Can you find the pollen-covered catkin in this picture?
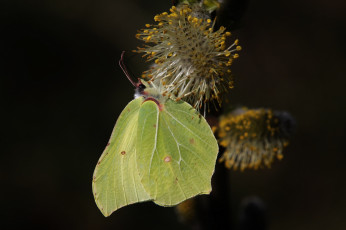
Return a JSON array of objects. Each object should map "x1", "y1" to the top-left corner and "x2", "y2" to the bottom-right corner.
[
  {"x1": 218, "y1": 108, "x2": 294, "y2": 171},
  {"x1": 135, "y1": 4, "x2": 241, "y2": 110}
]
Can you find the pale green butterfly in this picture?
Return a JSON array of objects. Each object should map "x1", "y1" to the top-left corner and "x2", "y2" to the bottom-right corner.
[{"x1": 92, "y1": 52, "x2": 218, "y2": 217}]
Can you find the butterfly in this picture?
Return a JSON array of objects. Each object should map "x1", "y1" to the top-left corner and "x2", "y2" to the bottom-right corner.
[{"x1": 92, "y1": 52, "x2": 218, "y2": 217}]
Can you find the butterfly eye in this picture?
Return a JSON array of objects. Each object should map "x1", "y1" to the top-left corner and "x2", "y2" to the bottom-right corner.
[{"x1": 138, "y1": 83, "x2": 146, "y2": 92}]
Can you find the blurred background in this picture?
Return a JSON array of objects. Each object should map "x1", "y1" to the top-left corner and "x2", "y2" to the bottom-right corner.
[{"x1": 1, "y1": 0, "x2": 346, "y2": 229}]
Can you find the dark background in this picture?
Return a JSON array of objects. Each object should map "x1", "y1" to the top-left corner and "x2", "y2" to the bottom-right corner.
[{"x1": 1, "y1": 0, "x2": 345, "y2": 229}]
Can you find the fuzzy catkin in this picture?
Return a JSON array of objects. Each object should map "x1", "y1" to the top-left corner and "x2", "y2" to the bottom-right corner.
[{"x1": 135, "y1": 4, "x2": 241, "y2": 110}]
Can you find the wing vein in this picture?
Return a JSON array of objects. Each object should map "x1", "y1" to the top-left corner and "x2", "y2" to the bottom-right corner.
[
  {"x1": 164, "y1": 110, "x2": 208, "y2": 145},
  {"x1": 162, "y1": 115, "x2": 187, "y2": 201},
  {"x1": 180, "y1": 158, "x2": 201, "y2": 193},
  {"x1": 180, "y1": 144, "x2": 210, "y2": 173},
  {"x1": 146, "y1": 109, "x2": 159, "y2": 182},
  {"x1": 163, "y1": 116, "x2": 182, "y2": 165}
]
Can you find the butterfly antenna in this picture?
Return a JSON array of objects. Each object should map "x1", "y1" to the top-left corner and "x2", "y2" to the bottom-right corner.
[{"x1": 119, "y1": 51, "x2": 137, "y2": 87}]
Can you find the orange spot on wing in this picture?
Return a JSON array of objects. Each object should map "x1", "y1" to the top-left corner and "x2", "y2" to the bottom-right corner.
[
  {"x1": 121, "y1": 151, "x2": 126, "y2": 155},
  {"x1": 164, "y1": 156, "x2": 172, "y2": 162}
]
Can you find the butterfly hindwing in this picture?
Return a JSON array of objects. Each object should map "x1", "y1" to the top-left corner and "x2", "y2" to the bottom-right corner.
[
  {"x1": 92, "y1": 97, "x2": 151, "y2": 217},
  {"x1": 137, "y1": 99, "x2": 218, "y2": 206}
]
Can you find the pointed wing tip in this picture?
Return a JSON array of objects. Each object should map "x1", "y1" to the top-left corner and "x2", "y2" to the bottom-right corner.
[
  {"x1": 92, "y1": 186, "x2": 115, "y2": 218},
  {"x1": 95, "y1": 201, "x2": 116, "y2": 217},
  {"x1": 100, "y1": 210, "x2": 110, "y2": 217},
  {"x1": 101, "y1": 210, "x2": 112, "y2": 217}
]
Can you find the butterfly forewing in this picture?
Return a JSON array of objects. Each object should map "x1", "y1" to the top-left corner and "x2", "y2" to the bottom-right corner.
[
  {"x1": 136, "y1": 100, "x2": 160, "y2": 198},
  {"x1": 92, "y1": 97, "x2": 151, "y2": 217}
]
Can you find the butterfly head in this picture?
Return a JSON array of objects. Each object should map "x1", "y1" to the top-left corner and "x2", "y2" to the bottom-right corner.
[
  {"x1": 135, "y1": 79, "x2": 163, "y2": 101},
  {"x1": 135, "y1": 79, "x2": 147, "y2": 97}
]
